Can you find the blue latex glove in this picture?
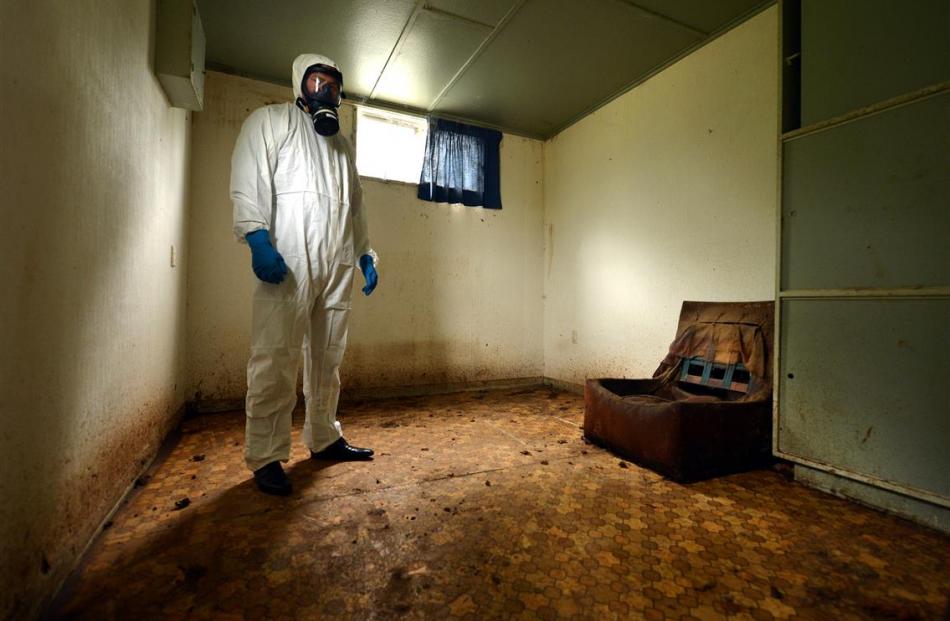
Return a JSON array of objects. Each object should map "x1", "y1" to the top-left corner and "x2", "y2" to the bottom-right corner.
[
  {"x1": 245, "y1": 230, "x2": 287, "y2": 284},
  {"x1": 359, "y1": 254, "x2": 378, "y2": 296}
]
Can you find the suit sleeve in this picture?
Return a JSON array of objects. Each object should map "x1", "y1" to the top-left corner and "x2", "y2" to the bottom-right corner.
[{"x1": 230, "y1": 107, "x2": 279, "y2": 242}]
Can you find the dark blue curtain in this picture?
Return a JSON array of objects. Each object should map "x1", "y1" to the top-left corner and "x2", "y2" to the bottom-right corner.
[{"x1": 417, "y1": 118, "x2": 502, "y2": 209}]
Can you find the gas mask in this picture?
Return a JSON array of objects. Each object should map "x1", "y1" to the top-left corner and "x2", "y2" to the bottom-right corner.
[{"x1": 299, "y1": 65, "x2": 343, "y2": 137}]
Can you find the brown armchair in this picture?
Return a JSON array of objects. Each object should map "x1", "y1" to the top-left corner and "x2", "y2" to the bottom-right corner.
[{"x1": 584, "y1": 301, "x2": 775, "y2": 482}]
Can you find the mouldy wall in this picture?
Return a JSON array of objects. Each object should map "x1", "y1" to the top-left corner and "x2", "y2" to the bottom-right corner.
[
  {"x1": 0, "y1": 1, "x2": 191, "y2": 619},
  {"x1": 185, "y1": 71, "x2": 545, "y2": 405},
  {"x1": 541, "y1": 7, "x2": 779, "y2": 385}
]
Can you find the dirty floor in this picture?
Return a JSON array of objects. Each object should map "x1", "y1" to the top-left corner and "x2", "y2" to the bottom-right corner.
[{"x1": 51, "y1": 387, "x2": 949, "y2": 620}]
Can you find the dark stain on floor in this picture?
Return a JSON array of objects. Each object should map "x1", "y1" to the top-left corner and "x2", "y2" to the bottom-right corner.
[{"x1": 49, "y1": 387, "x2": 950, "y2": 620}]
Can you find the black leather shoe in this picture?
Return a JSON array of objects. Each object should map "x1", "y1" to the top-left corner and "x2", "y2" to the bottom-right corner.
[
  {"x1": 310, "y1": 437, "x2": 374, "y2": 461},
  {"x1": 253, "y1": 461, "x2": 292, "y2": 496}
]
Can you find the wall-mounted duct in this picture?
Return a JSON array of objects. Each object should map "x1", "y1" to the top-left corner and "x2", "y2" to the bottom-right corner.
[{"x1": 155, "y1": 0, "x2": 205, "y2": 111}]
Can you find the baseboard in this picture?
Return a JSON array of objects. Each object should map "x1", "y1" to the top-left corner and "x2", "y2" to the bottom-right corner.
[
  {"x1": 794, "y1": 464, "x2": 949, "y2": 533},
  {"x1": 542, "y1": 376, "x2": 585, "y2": 395},
  {"x1": 188, "y1": 397, "x2": 245, "y2": 415},
  {"x1": 43, "y1": 401, "x2": 188, "y2": 620},
  {"x1": 187, "y1": 376, "x2": 589, "y2": 414},
  {"x1": 341, "y1": 376, "x2": 546, "y2": 401}
]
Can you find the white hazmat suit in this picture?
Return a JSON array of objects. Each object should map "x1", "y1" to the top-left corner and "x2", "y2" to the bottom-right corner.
[{"x1": 231, "y1": 54, "x2": 377, "y2": 472}]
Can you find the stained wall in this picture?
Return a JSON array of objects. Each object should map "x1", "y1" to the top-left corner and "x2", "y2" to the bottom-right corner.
[
  {"x1": 185, "y1": 71, "x2": 545, "y2": 404},
  {"x1": 0, "y1": 1, "x2": 191, "y2": 618}
]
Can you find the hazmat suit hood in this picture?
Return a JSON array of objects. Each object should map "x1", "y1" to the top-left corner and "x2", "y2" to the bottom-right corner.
[{"x1": 292, "y1": 53, "x2": 342, "y2": 101}]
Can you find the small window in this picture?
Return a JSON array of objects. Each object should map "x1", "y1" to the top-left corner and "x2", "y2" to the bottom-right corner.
[{"x1": 355, "y1": 105, "x2": 428, "y2": 184}]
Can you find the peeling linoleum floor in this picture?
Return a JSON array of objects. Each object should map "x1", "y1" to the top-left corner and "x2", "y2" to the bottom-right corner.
[{"x1": 51, "y1": 387, "x2": 950, "y2": 620}]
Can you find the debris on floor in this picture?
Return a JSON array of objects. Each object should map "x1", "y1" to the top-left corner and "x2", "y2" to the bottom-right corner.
[{"x1": 49, "y1": 387, "x2": 950, "y2": 620}]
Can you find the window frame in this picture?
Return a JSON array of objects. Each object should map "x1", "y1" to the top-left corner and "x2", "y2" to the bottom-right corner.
[{"x1": 354, "y1": 104, "x2": 428, "y2": 186}]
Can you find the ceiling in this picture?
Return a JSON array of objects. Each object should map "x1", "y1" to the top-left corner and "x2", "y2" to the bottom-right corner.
[{"x1": 196, "y1": 0, "x2": 772, "y2": 139}]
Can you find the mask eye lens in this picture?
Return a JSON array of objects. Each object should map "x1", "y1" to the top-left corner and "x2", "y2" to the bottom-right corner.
[
  {"x1": 314, "y1": 82, "x2": 341, "y2": 106},
  {"x1": 302, "y1": 66, "x2": 343, "y2": 108}
]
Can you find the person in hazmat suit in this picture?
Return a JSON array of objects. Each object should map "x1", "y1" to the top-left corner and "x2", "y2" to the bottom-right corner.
[{"x1": 231, "y1": 53, "x2": 378, "y2": 496}]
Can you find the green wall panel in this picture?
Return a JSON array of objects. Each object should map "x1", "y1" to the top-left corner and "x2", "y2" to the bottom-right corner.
[
  {"x1": 782, "y1": 92, "x2": 950, "y2": 291},
  {"x1": 801, "y1": 0, "x2": 949, "y2": 125},
  {"x1": 779, "y1": 298, "x2": 950, "y2": 503}
]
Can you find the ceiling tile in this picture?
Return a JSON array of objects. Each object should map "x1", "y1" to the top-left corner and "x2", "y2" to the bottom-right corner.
[
  {"x1": 196, "y1": 0, "x2": 770, "y2": 137},
  {"x1": 425, "y1": 0, "x2": 518, "y2": 27},
  {"x1": 371, "y1": 9, "x2": 492, "y2": 109},
  {"x1": 197, "y1": 0, "x2": 417, "y2": 96},
  {"x1": 433, "y1": 0, "x2": 702, "y2": 137},
  {"x1": 618, "y1": 0, "x2": 767, "y2": 35}
]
